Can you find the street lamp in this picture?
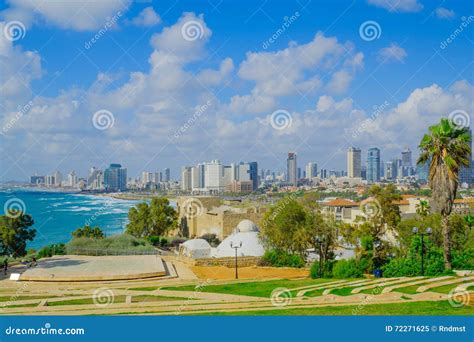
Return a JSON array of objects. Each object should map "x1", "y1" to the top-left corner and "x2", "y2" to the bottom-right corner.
[
  {"x1": 230, "y1": 241, "x2": 242, "y2": 279},
  {"x1": 314, "y1": 237, "x2": 323, "y2": 278},
  {"x1": 412, "y1": 227, "x2": 432, "y2": 275}
]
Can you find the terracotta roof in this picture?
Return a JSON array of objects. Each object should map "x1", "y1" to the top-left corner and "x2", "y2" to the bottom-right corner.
[
  {"x1": 454, "y1": 198, "x2": 474, "y2": 204},
  {"x1": 323, "y1": 198, "x2": 359, "y2": 207}
]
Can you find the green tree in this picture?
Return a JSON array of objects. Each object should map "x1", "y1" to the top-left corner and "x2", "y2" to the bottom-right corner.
[
  {"x1": 416, "y1": 199, "x2": 431, "y2": 217},
  {"x1": 126, "y1": 198, "x2": 177, "y2": 238},
  {"x1": 0, "y1": 213, "x2": 36, "y2": 257},
  {"x1": 72, "y1": 225, "x2": 104, "y2": 239},
  {"x1": 464, "y1": 214, "x2": 474, "y2": 230},
  {"x1": 259, "y1": 197, "x2": 308, "y2": 256},
  {"x1": 417, "y1": 118, "x2": 471, "y2": 269}
]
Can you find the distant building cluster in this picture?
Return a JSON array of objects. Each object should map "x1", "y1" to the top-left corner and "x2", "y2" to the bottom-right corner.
[{"x1": 181, "y1": 160, "x2": 258, "y2": 194}]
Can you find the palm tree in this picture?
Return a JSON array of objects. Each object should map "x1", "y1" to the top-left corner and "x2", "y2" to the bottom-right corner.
[
  {"x1": 417, "y1": 118, "x2": 471, "y2": 270},
  {"x1": 415, "y1": 199, "x2": 431, "y2": 217}
]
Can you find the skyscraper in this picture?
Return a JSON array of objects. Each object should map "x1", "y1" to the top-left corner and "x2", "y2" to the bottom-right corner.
[
  {"x1": 305, "y1": 162, "x2": 318, "y2": 179},
  {"x1": 366, "y1": 148, "x2": 380, "y2": 183},
  {"x1": 401, "y1": 147, "x2": 412, "y2": 167},
  {"x1": 104, "y1": 164, "x2": 127, "y2": 191},
  {"x1": 181, "y1": 166, "x2": 192, "y2": 191},
  {"x1": 247, "y1": 161, "x2": 258, "y2": 191},
  {"x1": 287, "y1": 152, "x2": 297, "y2": 186},
  {"x1": 164, "y1": 168, "x2": 171, "y2": 182},
  {"x1": 347, "y1": 147, "x2": 361, "y2": 178}
]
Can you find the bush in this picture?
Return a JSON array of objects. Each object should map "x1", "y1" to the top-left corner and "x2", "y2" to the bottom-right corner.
[
  {"x1": 37, "y1": 243, "x2": 66, "y2": 259},
  {"x1": 147, "y1": 235, "x2": 161, "y2": 246},
  {"x1": 452, "y1": 248, "x2": 474, "y2": 270},
  {"x1": 332, "y1": 259, "x2": 363, "y2": 278},
  {"x1": 259, "y1": 249, "x2": 305, "y2": 268},
  {"x1": 65, "y1": 234, "x2": 155, "y2": 255},
  {"x1": 200, "y1": 233, "x2": 220, "y2": 247}
]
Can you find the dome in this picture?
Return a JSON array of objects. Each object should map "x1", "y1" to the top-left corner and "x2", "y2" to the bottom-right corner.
[
  {"x1": 236, "y1": 219, "x2": 259, "y2": 233},
  {"x1": 214, "y1": 231, "x2": 265, "y2": 258},
  {"x1": 179, "y1": 239, "x2": 211, "y2": 259}
]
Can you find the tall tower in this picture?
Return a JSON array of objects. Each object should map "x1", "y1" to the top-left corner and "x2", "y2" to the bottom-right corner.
[
  {"x1": 287, "y1": 152, "x2": 297, "y2": 186},
  {"x1": 366, "y1": 148, "x2": 381, "y2": 183},
  {"x1": 347, "y1": 147, "x2": 362, "y2": 178}
]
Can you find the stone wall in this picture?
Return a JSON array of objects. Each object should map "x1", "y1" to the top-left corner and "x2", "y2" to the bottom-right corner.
[{"x1": 178, "y1": 255, "x2": 261, "y2": 267}]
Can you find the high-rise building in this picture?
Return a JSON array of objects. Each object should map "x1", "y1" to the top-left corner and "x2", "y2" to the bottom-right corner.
[
  {"x1": 366, "y1": 148, "x2": 381, "y2": 183},
  {"x1": 53, "y1": 171, "x2": 62, "y2": 186},
  {"x1": 68, "y1": 171, "x2": 77, "y2": 187},
  {"x1": 347, "y1": 147, "x2": 361, "y2": 178},
  {"x1": 104, "y1": 164, "x2": 127, "y2": 191},
  {"x1": 141, "y1": 172, "x2": 153, "y2": 184},
  {"x1": 319, "y1": 168, "x2": 327, "y2": 179},
  {"x1": 30, "y1": 175, "x2": 45, "y2": 184},
  {"x1": 460, "y1": 129, "x2": 472, "y2": 185},
  {"x1": 287, "y1": 152, "x2": 297, "y2": 186},
  {"x1": 181, "y1": 166, "x2": 192, "y2": 191},
  {"x1": 305, "y1": 162, "x2": 318, "y2": 179},
  {"x1": 247, "y1": 162, "x2": 258, "y2": 190},
  {"x1": 164, "y1": 168, "x2": 171, "y2": 182},
  {"x1": 401, "y1": 147, "x2": 412, "y2": 167},
  {"x1": 385, "y1": 160, "x2": 396, "y2": 180},
  {"x1": 205, "y1": 160, "x2": 224, "y2": 193}
]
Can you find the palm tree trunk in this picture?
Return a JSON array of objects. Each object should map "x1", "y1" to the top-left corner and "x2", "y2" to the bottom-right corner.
[{"x1": 441, "y1": 214, "x2": 452, "y2": 270}]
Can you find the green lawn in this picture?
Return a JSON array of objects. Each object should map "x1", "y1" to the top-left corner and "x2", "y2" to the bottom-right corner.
[
  {"x1": 47, "y1": 296, "x2": 127, "y2": 306},
  {"x1": 429, "y1": 280, "x2": 474, "y2": 294},
  {"x1": 162, "y1": 278, "x2": 335, "y2": 298},
  {"x1": 0, "y1": 295, "x2": 60, "y2": 302},
  {"x1": 393, "y1": 285, "x2": 420, "y2": 294},
  {"x1": 193, "y1": 300, "x2": 474, "y2": 316},
  {"x1": 128, "y1": 287, "x2": 158, "y2": 292},
  {"x1": 131, "y1": 295, "x2": 186, "y2": 303},
  {"x1": 329, "y1": 287, "x2": 358, "y2": 296},
  {"x1": 1, "y1": 302, "x2": 40, "y2": 309}
]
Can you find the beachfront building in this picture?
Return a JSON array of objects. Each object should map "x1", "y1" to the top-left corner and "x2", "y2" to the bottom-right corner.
[{"x1": 104, "y1": 164, "x2": 127, "y2": 191}]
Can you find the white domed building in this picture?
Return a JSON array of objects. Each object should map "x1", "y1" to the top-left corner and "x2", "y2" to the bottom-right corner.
[
  {"x1": 213, "y1": 219, "x2": 265, "y2": 258},
  {"x1": 179, "y1": 238, "x2": 212, "y2": 259}
]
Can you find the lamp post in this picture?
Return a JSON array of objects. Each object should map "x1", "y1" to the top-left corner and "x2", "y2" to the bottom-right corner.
[
  {"x1": 314, "y1": 237, "x2": 323, "y2": 278},
  {"x1": 230, "y1": 241, "x2": 242, "y2": 279},
  {"x1": 412, "y1": 227, "x2": 432, "y2": 275}
]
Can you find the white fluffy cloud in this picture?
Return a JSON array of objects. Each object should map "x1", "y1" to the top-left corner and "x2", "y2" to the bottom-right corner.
[
  {"x1": 377, "y1": 43, "x2": 407, "y2": 63},
  {"x1": 0, "y1": 0, "x2": 129, "y2": 31},
  {"x1": 129, "y1": 7, "x2": 160, "y2": 27},
  {"x1": 229, "y1": 33, "x2": 363, "y2": 115},
  {"x1": 435, "y1": 7, "x2": 455, "y2": 20},
  {"x1": 367, "y1": 0, "x2": 423, "y2": 13},
  {"x1": 0, "y1": 9, "x2": 472, "y2": 180}
]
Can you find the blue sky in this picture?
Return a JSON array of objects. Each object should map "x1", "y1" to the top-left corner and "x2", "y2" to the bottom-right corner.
[{"x1": 0, "y1": 0, "x2": 473, "y2": 181}]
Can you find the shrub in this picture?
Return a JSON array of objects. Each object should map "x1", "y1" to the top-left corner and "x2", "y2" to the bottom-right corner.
[
  {"x1": 37, "y1": 243, "x2": 66, "y2": 259},
  {"x1": 65, "y1": 234, "x2": 155, "y2": 255},
  {"x1": 332, "y1": 259, "x2": 363, "y2": 278},
  {"x1": 200, "y1": 233, "x2": 220, "y2": 247},
  {"x1": 147, "y1": 236, "x2": 161, "y2": 246},
  {"x1": 452, "y1": 248, "x2": 474, "y2": 270},
  {"x1": 259, "y1": 249, "x2": 305, "y2": 268}
]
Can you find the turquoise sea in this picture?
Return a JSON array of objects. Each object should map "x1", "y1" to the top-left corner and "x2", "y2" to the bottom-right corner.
[{"x1": 0, "y1": 189, "x2": 141, "y2": 249}]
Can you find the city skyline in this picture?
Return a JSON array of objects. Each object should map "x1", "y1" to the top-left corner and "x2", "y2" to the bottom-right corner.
[{"x1": 0, "y1": 1, "x2": 472, "y2": 182}]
